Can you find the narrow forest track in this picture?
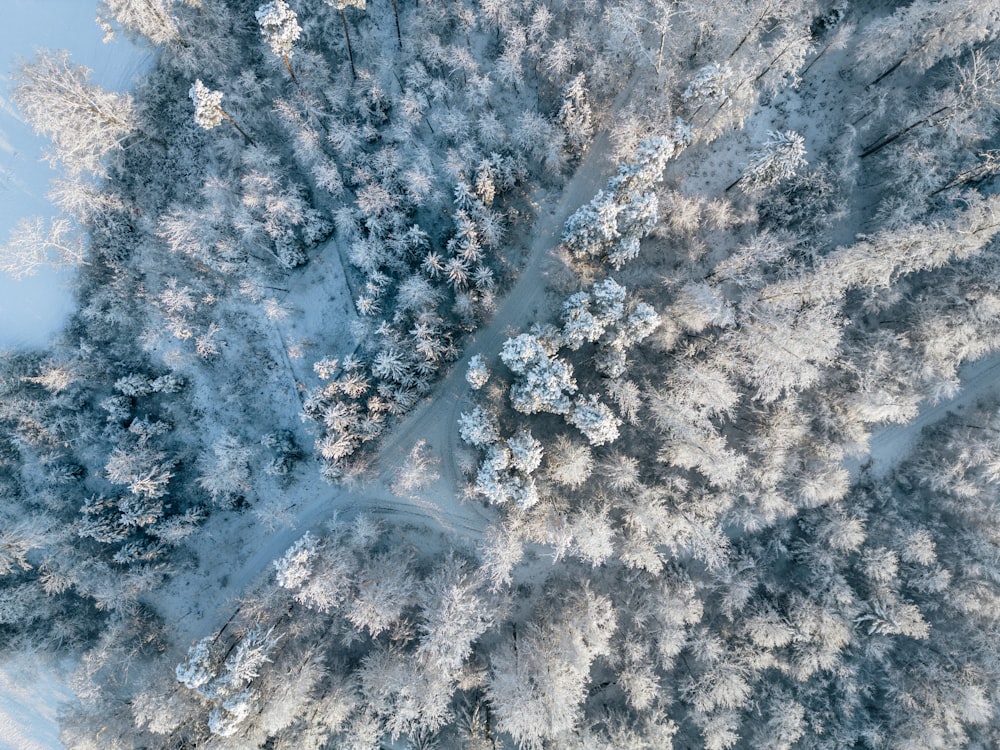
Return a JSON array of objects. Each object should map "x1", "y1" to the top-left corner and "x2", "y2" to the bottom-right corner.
[
  {"x1": 362, "y1": 82, "x2": 635, "y2": 526},
  {"x1": 160, "y1": 86, "x2": 633, "y2": 645},
  {"x1": 862, "y1": 351, "x2": 1000, "y2": 478}
]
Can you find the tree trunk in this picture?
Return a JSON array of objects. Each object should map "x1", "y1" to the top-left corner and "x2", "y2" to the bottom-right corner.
[
  {"x1": 221, "y1": 110, "x2": 256, "y2": 147},
  {"x1": 391, "y1": 0, "x2": 402, "y2": 50},
  {"x1": 283, "y1": 56, "x2": 299, "y2": 85},
  {"x1": 860, "y1": 104, "x2": 950, "y2": 159},
  {"x1": 341, "y1": 9, "x2": 357, "y2": 79}
]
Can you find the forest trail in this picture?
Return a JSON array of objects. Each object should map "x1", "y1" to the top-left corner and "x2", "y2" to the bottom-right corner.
[
  {"x1": 159, "y1": 87, "x2": 631, "y2": 646},
  {"x1": 354, "y1": 82, "x2": 635, "y2": 530},
  {"x1": 862, "y1": 351, "x2": 1000, "y2": 478}
]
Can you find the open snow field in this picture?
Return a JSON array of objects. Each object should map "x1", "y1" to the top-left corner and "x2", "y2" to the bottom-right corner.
[
  {"x1": 0, "y1": 0, "x2": 150, "y2": 349},
  {"x1": 0, "y1": 655, "x2": 72, "y2": 750}
]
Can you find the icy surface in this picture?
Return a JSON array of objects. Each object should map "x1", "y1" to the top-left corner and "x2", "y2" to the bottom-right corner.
[{"x1": 0, "y1": 0, "x2": 151, "y2": 349}]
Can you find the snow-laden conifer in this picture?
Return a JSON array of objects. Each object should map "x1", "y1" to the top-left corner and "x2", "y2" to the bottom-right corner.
[
  {"x1": 465, "y1": 354, "x2": 490, "y2": 389},
  {"x1": 733, "y1": 130, "x2": 807, "y2": 192},
  {"x1": 256, "y1": 0, "x2": 301, "y2": 82},
  {"x1": 189, "y1": 79, "x2": 256, "y2": 146},
  {"x1": 567, "y1": 395, "x2": 621, "y2": 446},
  {"x1": 458, "y1": 406, "x2": 500, "y2": 447}
]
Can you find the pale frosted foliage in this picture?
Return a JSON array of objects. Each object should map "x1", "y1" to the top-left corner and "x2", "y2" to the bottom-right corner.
[
  {"x1": 274, "y1": 532, "x2": 317, "y2": 590},
  {"x1": 0, "y1": 516, "x2": 50, "y2": 576},
  {"x1": 507, "y1": 429, "x2": 543, "y2": 474},
  {"x1": 13, "y1": 50, "x2": 135, "y2": 176},
  {"x1": 487, "y1": 588, "x2": 615, "y2": 749},
  {"x1": 466, "y1": 354, "x2": 490, "y2": 389},
  {"x1": 327, "y1": 0, "x2": 366, "y2": 9},
  {"x1": 391, "y1": 440, "x2": 440, "y2": 497},
  {"x1": 197, "y1": 435, "x2": 253, "y2": 506},
  {"x1": 557, "y1": 73, "x2": 593, "y2": 153},
  {"x1": 562, "y1": 137, "x2": 674, "y2": 268},
  {"x1": 1, "y1": 215, "x2": 85, "y2": 279},
  {"x1": 208, "y1": 689, "x2": 254, "y2": 737},
  {"x1": 106, "y1": 445, "x2": 174, "y2": 499},
  {"x1": 98, "y1": 0, "x2": 185, "y2": 46},
  {"x1": 480, "y1": 524, "x2": 524, "y2": 590},
  {"x1": 417, "y1": 558, "x2": 493, "y2": 676},
  {"x1": 256, "y1": 1, "x2": 301, "y2": 59},
  {"x1": 475, "y1": 445, "x2": 540, "y2": 508},
  {"x1": 855, "y1": 597, "x2": 929, "y2": 638},
  {"x1": 570, "y1": 506, "x2": 615, "y2": 566},
  {"x1": 223, "y1": 625, "x2": 281, "y2": 691},
  {"x1": 561, "y1": 291, "x2": 604, "y2": 349},
  {"x1": 458, "y1": 406, "x2": 501, "y2": 447},
  {"x1": 501, "y1": 333, "x2": 577, "y2": 415},
  {"x1": 673, "y1": 282, "x2": 733, "y2": 333},
  {"x1": 683, "y1": 63, "x2": 734, "y2": 101},
  {"x1": 189, "y1": 79, "x2": 224, "y2": 129},
  {"x1": 175, "y1": 636, "x2": 216, "y2": 693},
  {"x1": 857, "y1": 0, "x2": 999, "y2": 78},
  {"x1": 348, "y1": 554, "x2": 413, "y2": 637},
  {"x1": 567, "y1": 395, "x2": 621, "y2": 446},
  {"x1": 727, "y1": 302, "x2": 842, "y2": 403},
  {"x1": 545, "y1": 435, "x2": 594, "y2": 487},
  {"x1": 738, "y1": 131, "x2": 807, "y2": 192}
]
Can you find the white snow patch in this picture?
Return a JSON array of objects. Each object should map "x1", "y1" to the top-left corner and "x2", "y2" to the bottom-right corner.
[
  {"x1": 0, "y1": 655, "x2": 73, "y2": 750},
  {"x1": 0, "y1": 0, "x2": 152, "y2": 349}
]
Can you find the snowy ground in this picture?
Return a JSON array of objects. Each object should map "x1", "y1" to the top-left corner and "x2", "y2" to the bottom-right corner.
[
  {"x1": 0, "y1": 655, "x2": 72, "y2": 750},
  {"x1": 0, "y1": 0, "x2": 150, "y2": 349}
]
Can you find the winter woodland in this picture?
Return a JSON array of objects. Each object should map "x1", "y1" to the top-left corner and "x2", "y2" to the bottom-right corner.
[{"x1": 2, "y1": 0, "x2": 1000, "y2": 747}]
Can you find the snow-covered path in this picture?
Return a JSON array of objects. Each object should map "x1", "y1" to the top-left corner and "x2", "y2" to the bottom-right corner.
[
  {"x1": 156, "y1": 97, "x2": 629, "y2": 646},
  {"x1": 863, "y1": 352, "x2": 1000, "y2": 478}
]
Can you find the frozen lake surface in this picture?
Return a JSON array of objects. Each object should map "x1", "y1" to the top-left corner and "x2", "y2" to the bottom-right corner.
[{"x1": 0, "y1": 0, "x2": 151, "y2": 350}]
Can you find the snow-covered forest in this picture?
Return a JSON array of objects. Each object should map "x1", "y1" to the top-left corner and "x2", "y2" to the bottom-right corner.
[{"x1": 2, "y1": 0, "x2": 1000, "y2": 747}]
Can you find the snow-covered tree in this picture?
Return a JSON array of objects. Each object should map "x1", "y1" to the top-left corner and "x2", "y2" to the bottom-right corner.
[
  {"x1": 458, "y1": 405, "x2": 501, "y2": 447},
  {"x1": 13, "y1": 50, "x2": 135, "y2": 176},
  {"x1": 273, "y1": 532, "x2": 317, "y2": 590},
  {"x1": 683, "y1": 63, "x2": 736, "y2": 104},
  {"x1": 562, "y1": 137, "x2": 675, "y2": 268},
  {"x1": 506, "y1": 429, "x2": 543, "y2": 474},
  {"x1": 97, "y1": 0, "x2": 189, "y2": 48},
  {"x1": 176, "y1": 636, "x2": 217, "y2": 694},
  {"x1": 558, "y1": 74, "x2": 594, "y2": 155},
  {"x1": 197, "y1": 435, "x2": 253, "y2": 507},
  {"x1": 567, "y1": 394, "x2": 621, "y2": 446},
  {"x1": 0, "y1": 215, "x2": 85, "y2": 279},
  {"x1": 500, "y1": 333, "x2": 577, "y2": 415},
  {"x1": 465, "y1": 354, "x2": 490, "y2": 389},
  {"x1": 189, "y1": 79, "x2": 255, "y2": 145},
  {"x1": 256, "y1": 1, "x2": 301, "y2": 83},
  {"x1": 732, "y1": 130, "x2": 807, "y2": 192}
]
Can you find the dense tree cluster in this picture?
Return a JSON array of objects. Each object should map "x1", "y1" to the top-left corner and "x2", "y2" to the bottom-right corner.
[{"x1": 2, "y1": 0, "x2": 1000, "y2": 748}]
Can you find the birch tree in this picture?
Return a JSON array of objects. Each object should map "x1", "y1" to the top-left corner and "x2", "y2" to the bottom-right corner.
[{"x1": 13, "y1": 50, "x2": 136, "y2": 176}]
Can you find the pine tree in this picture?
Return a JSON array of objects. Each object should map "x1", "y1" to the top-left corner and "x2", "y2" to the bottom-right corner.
[
  {"x1": 189, "y1": 79, "x2": 256, "y2": 146},
  {"x1": 256, "y1": 0, "x2": 301, "y2": 83}
]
